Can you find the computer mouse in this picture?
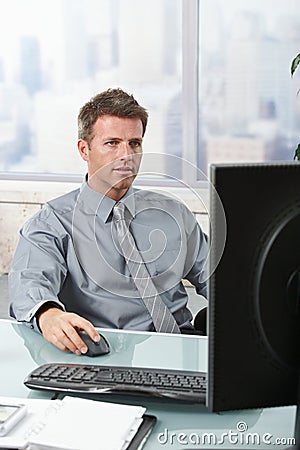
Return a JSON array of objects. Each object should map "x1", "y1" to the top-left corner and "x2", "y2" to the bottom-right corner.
[{"x1": 78, "y1": 331, "x2": 110, "y2": 357}]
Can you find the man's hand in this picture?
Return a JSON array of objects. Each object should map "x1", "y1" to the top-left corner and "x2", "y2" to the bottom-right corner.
[{"x1": 37, "y1": 307, "x2": 100, "y2": 355}]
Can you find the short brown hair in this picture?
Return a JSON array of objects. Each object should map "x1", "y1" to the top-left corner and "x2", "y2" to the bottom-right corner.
[{"x1": 78, "y1": 88, "x2": 148, "y2": 144}]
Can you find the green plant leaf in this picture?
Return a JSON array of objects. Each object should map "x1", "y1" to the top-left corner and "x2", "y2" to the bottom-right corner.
[
  {"x1": 291, "y1": 53, "x2": 300, "y2": 77},
  {"x1": 294, "y1": 143, "x2": 300, "y2": 160}
]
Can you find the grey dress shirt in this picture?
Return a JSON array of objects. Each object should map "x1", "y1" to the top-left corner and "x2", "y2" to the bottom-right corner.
[{"x1": 9, "y1": 182, "x2": 208, "y2": 332}]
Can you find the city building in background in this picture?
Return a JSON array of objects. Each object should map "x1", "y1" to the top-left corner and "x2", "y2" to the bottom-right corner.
[
  {"x1": 199, "y1": 0, "x2": 300, "y2": 173},
  {"x1": 0, "y1": 0, "x2": 182, "y2": 179},
  {"x1": 0, "y1": 0, "x2": 299, "y2": 182}
]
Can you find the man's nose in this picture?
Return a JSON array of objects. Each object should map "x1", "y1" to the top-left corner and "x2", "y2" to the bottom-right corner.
[{"x1": 118, "y1": 142, "x2": 133, "y2": 158}]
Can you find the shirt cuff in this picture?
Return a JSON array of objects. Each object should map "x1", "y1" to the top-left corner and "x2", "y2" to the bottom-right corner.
[{"x1": 24, "y1": 300, "x2": 65, "y2": 333}]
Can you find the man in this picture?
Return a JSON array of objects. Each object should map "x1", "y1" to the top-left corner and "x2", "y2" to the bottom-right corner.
[{"x1": 9, "y1": 88, "x2": 208, "y2": 355}]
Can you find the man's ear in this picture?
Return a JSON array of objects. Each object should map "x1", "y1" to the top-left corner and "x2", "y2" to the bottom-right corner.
[{"x1": 78, "y1": 139, "x2": 89, "y2": 161}]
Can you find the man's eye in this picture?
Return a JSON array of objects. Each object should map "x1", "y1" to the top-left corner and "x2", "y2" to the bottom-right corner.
[
  {"x1": 106, "y1": 141, "x2": 117, "y2": 146},
  {"x1": 130, "y1": 141, "x2": 141, "y2": 148}
]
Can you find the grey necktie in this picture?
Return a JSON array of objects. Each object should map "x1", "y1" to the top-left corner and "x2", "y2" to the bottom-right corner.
[{"x1": 112, "y1": 202, "x2": 180, "y2": 334}]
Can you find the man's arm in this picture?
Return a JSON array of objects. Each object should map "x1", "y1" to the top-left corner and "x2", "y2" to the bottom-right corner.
[
  {"x1": 183, "y1": 221, "x2": 209, "y2": 297},
  {"x1": 9, "y1": 214, "x2": 68, "y2": 324},
  {"x1": 9, "y1": 212, "x2": 99, "y2": 354}
]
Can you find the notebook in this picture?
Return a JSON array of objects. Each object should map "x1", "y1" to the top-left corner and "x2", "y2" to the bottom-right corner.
[{"x1": 0, "y1": 396, "x2": 156, "y2": 450}]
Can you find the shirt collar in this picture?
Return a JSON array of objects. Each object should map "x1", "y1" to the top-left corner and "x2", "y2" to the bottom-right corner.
[{"x1": 78, "y1": 180, "x2": 136, "y2": 223}]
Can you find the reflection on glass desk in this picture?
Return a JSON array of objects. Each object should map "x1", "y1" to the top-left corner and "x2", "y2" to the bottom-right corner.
[{"x1": 0, "y1": 319, "x2": 296, "y2": 449}]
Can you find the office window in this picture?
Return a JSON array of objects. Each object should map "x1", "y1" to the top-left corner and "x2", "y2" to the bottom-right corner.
[
  {"x1": 0, "y1": 0, "x2": 182, "y2": 180},
  {"x1": 2, "y1": 0, "x2": 300, "y2": 184},
  {"x1": 198, "y1": 0, "x2": 300, "y2": 174}
]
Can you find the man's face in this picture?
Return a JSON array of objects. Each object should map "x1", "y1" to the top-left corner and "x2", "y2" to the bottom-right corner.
[{"x1": 78, "y1": 115, "x2": 143, "y2": 200}]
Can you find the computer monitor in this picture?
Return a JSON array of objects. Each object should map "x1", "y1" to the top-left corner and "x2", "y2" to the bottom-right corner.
[{"x1": 208, "y1": 162, "x2": 300, "y2": 413}]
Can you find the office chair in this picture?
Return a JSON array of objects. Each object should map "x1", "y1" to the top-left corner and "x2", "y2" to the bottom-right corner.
[{"x1": 193, "y1": 307, "x2": 207, "y2": 335}]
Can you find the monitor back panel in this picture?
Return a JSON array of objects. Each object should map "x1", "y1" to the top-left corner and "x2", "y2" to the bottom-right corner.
[{"x1": 208, "y1": 162, "x2": 300, "y2": 412}]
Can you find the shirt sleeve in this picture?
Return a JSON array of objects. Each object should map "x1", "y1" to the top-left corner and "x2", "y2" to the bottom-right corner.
[
  {"x1": 183, "y1": 211, "x2": 209, "y2": 298},
  {"x1": 8, "y1": 207, "x2": 67, "y2": 330}
]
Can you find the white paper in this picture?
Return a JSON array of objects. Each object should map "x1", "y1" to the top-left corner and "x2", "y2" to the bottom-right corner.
[
  {"x1": 29, "y1": 396, "x2": 146, "y2": 450},
  {"x1": 0, "y1": 396, "x2": 146, "y2": 450}
]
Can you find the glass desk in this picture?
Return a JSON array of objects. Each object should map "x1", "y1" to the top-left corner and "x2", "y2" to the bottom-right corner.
[{"x1": 0, "y1": 319, "x2": 296, "y2": 449}]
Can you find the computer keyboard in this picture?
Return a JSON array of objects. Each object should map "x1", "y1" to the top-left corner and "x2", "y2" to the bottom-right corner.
[{"x1": 24, "y1": 363, "x2": 207, "y2": 403}]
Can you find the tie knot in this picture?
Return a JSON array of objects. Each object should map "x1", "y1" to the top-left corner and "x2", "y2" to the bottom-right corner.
[{"x1": 113, "y1": 202, "x2": 126, "y2": 221}]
